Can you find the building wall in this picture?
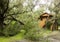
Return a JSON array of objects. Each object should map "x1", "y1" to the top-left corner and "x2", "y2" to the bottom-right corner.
[{"x1": 39, "y1": 18, "x2": 47, "y2": 28}]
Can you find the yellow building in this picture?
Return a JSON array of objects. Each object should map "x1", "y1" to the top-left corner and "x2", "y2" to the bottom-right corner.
[{"x1": 39, "y1": 13, "x2": 53, "y2": 28}]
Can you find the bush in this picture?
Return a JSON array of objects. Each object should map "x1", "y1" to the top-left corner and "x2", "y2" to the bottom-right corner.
[
  {"x1": 22, "y1": 22, "x2": 37, "y2": 33},
  {"x1": 25, "y1": 27, "x2": 43, "y2": 41},
  {"x1": 57, "y1": 19, "x2": 60, "y2": 26},
  {"x1": 25, "y1": 26, "x2": 51, "y2": 41},
  {"x1": 3, "y1": 21, "x2": 21, "y2": 36},
  {"x1": 45, "y1": 21, "x2": 52, "y2": 29},
  {"x1": 21, "y1": 16, "x2": 38, "y2": 34}
]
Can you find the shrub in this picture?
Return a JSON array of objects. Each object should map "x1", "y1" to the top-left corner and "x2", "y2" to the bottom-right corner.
[
  {"x1": 45, "y1": 21, "x2": 52, "y2": 29},
  {"x1": 25, "y1": 27, "x2": 43, "y2": 41},
  {"x1": 21, "y1": 16, "x2": 38, "y2": 34},
  {"x1": 3, "y1": 21, "x2": 21, "y2": 36},
  {"x1": 25, "y1": 27, "x2": 51, "y2": 41}
]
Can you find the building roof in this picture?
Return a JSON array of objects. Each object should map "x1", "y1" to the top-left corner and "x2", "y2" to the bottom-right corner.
[{"x1": 40, "y1": 13, "x2": 52, "y2": 16}]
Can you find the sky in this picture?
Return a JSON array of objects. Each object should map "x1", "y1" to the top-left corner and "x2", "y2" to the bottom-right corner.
[{"x1": 34, "y1": 0, "x2": 52, "y2": 13}]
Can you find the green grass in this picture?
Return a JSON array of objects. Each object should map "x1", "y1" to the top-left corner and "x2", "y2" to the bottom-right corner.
[
  {"x1": 0, "y1": 29, "x2": 52, "y2": 42},
  {"x1": 0, "y1": 33, "x2": 24, "y2": 42}
]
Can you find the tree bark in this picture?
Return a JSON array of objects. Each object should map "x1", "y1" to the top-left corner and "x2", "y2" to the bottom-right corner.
[{"x1": 0, "y1": 14, "x2": 4, "y2": 28}]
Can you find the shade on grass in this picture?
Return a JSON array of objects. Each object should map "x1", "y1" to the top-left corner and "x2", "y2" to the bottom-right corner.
[{"x1": 0, "y1": 33, "x2": 24, "y2": 42}]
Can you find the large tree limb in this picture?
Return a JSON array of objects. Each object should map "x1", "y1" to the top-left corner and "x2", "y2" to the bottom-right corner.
[{"x1": 11, "y1": 16, "x2": 24, "y2": 25}]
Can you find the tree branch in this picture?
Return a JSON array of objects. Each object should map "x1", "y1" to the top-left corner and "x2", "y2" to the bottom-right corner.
[
  {"x1": 11, "y1": 16, "x2": 24, "y2": 25},
  {"x1": 5, "y1": 10, "x2": 33, "y2": 18}
]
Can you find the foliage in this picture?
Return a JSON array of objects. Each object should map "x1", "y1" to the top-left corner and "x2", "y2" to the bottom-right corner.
[
  {"x1": 25, "y1": 28, "x2": 41, "y2": 41},
  {"x1": 45, "y1": 21, "x2": 52, "y2": 29},
  {"x1": 3, "y1": 21, "x2": 22, "y2": 36},
  {"x1": 19, "y1": 12, "x2": 39, "y2": 33},
  {"x1": 25, "y1": 27, "x2": 51, "y2": 41}
]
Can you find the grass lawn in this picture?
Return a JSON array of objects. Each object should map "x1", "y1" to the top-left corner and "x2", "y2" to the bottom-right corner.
[{"x1": 0, "y1": 33, "x2": 24, "y2": 42}]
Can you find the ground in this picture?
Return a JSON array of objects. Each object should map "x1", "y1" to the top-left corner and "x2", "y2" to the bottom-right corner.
[
  {"x1": 11, "y1": 31, "x2": 60, "y2": 42},
  {"x1": 0, "y1": 33, "x2": 24, "y2": 42},
  {"x1": 0, "y1": 29, "x2": 60, "y2": 42},
  {"x1": 47, "y1": 31, "x2": 60, "y2": 42}
]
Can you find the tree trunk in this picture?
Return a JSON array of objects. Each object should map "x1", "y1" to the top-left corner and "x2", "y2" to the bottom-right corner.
[
  {"x1": 0, "y1": 14, "x2": 4, "y2": 35},
  {"x1": 50, "y1": 19, "x2": 58, "y2": 31}
]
